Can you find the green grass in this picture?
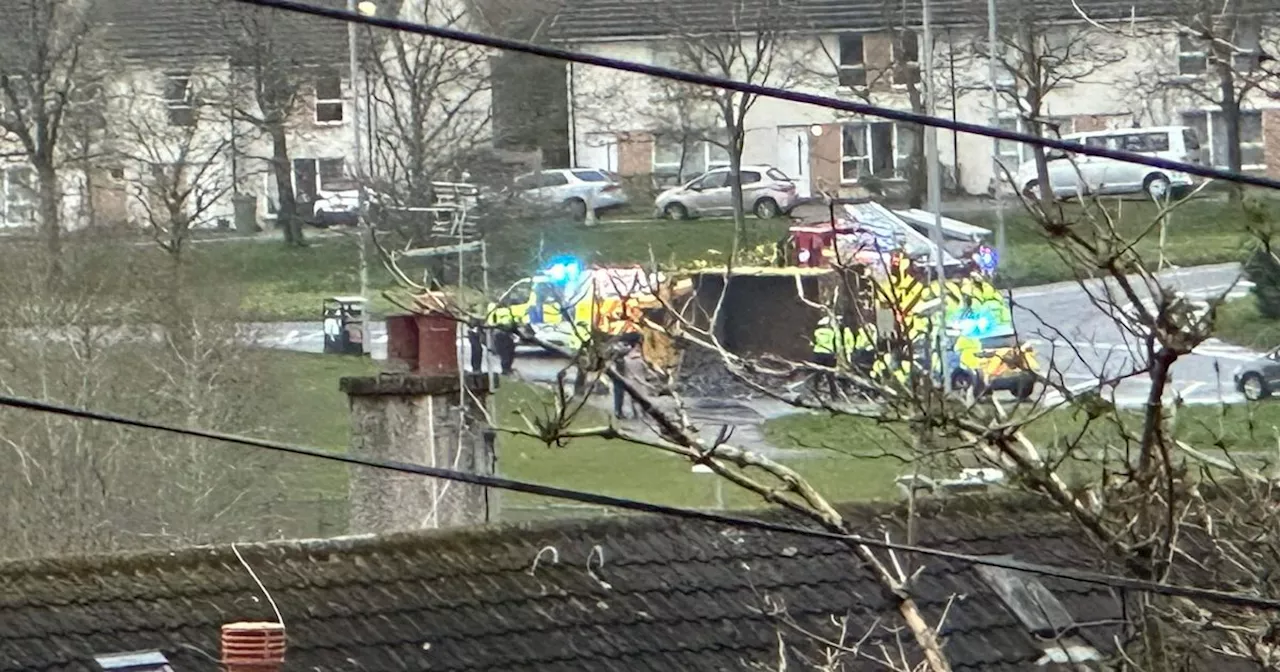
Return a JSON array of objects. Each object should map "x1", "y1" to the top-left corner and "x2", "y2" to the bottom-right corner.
[
  {"x1": 763, "y1": 400, "x2": 1280, "y2": 474},
  {"x1": 265, "y1": 353, "x2": 904, "y2": 528},
  {"x1": 1215, "y1": 296, "x2": 1280, "y2": 350},
  {"x1": 170, "y1": 195, "x2": 1265, "y2": 321}
]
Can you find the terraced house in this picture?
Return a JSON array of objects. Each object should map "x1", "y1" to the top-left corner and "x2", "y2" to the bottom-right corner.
[
  {"x1": 0, "y1": 0, "x2": 490, "y2": 233},
  {"x1": 550, "y1": 0, "x2": 1280, "y2": 199}
]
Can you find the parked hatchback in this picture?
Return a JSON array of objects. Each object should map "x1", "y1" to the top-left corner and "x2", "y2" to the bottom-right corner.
[
  {"x1": 655, "y1": 165, "x2": 799, "y2": 220},
  {"x1": 1015, "y1": 126, "x2": 1203, "y2": 201},
  {"x1": 512, "y1": 168, "x2": 629, "y2": 220},
  {"x1": 1234, "y1": 347, "x2": 1280, "y2": 401}
]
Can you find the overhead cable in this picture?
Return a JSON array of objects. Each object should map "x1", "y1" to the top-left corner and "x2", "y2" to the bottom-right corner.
[
  {"x1": 227, "y1": 0, "x2": 1280, "y2": 193},
  {"x1": 2, "y1": 391, "x2": 1279, "y2": 610}
]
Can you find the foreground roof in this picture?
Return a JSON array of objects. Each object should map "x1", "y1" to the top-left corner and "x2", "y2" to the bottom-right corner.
[{"x1": 0, "y1": 496, "x2": 1126, "y2": 671}]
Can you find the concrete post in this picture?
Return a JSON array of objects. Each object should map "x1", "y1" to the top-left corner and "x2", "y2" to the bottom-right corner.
[{"x1": 340, "y1": 373, "x2": 493, "y2": 534}]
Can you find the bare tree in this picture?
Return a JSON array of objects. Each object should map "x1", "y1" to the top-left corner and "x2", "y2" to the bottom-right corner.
[
  {"x1": 803, "y1": 12, "x2": 929, "y2": 206},
  {"x1": 0, "y1": 0, "x2": 104, "y2": 271},
  {"x1": 637, "y1": 0, "x2": 798, "y2": 243},
  {"x1": 0, "y1": 237, "x2": 280, "y2": 560},
  {"x1": 1122, "y1": 0, "x2": 1277, "y2": 202},
  {"x1": 974, "y1": 1, "x2": 1126, "y2": 206},
  {"x1": 365, "y1": 2, "x2": 493, "y2": 209},
  {"x1": 116, "y1": 73, "x2": 235, "y2": 269},
  {"x1": 219, "y1": 3, "x2": 334, "y2": 247}
]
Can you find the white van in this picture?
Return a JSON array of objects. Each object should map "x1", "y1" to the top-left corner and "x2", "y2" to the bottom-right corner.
[{"x1": 1015, "y1": 126, "x2": 1204, "y2": 201}]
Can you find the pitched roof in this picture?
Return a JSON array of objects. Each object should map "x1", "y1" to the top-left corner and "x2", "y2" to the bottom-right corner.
[
  {"x1": 98, "y1": 0, "x2": 353, "y2": 67},
  {"x1": 0, "y1": 496, "x2": 1130, "y2": 671},
  {"x1": 546, "y1": 0, "x2": 1280, "y2": 41}
]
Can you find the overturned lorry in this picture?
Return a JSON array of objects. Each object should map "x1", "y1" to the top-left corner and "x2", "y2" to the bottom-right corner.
[{"x1": 642, "y1": 201, "x2": 1038, "y2": 398}]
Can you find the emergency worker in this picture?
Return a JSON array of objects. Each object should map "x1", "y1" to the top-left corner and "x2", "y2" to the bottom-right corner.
[
  {"x1": 486, "y1": 303, "x2": 519, "y2": 375},
  {"x1": 810, "y1": 316, "x2": 839, "y2": 397},
  {"x1": 871, "y1": 352, "x2": 913, "y2": 388},
  {"x1": 851, "y1": 322, "x2": 878, "y2": 373}
]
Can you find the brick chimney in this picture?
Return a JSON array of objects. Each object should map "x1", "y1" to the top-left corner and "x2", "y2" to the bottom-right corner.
[{"x1": 221, "y1": 622, "x2": 285, "y2": 672}]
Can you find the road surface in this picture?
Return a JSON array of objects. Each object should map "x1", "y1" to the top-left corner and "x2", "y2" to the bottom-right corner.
[
  {"x1": 1010, "y1": 262, "x2": 1255, "y2": 407},
  {"x1": 248, "y1": 262, "x2": 1261, "y2": 409}
]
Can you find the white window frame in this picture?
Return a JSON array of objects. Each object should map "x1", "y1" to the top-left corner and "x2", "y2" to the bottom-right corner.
[
  {"x1": 262, "y1": 157, "x2": 348, "y2": 217},
  {"x1": 836, "y1": 33, "x2": 867, "y2": 88},
  {"x1": 314, "y1": 74, "x2": 345, "y2": 125},
  {"x1": 840, "y1": 122, "x2": 916, "y2": 183},
  {"x1": 163, "y1": 71, "x2": 194, "y2": 127},
  {"x1": 1, "y1": 164, "x2": 35, "y2": 227},
  {"x1": 1184, "y1": 108, "x2": 1266, "y2": 170},
  {"x1": 995, "y1": 114, "x2": 1074, "y2": 168},
  {"x1": 1177, "y1": 34, "x2": 1207, "y2": 76},
  {"x1": 651, "y1": 137, "x2": 729, "y2": 184}
]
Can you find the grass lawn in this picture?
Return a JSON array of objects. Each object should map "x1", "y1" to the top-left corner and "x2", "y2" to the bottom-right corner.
[
  {"x1": 173, "y1": 194, "x2": 1262, "y2": 321},
  {"x1": 763, "y1": 398, "x2": 1280, "y2": 484},
  {"x1": 1215, "y1": 296, "x2": 1280, "y2": 351},
  {"x1": 263, "y1": 351, "x2": 904, "y2": 534}
]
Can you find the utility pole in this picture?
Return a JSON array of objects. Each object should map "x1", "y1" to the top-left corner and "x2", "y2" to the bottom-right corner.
[
  {"x1": 987, "y1": 0, "x2": 1006, "y2": 267},
  {"x1": 349, "y1": 0, "x2": 373, "y2": 351},
  {"x1": 922, "y1": 0, "x2": 950, "y2": 390}
]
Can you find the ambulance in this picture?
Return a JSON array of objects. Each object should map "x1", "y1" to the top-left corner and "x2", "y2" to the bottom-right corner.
[{"x1": 488, "y1": 258, "x2": 664, "y2": 350}]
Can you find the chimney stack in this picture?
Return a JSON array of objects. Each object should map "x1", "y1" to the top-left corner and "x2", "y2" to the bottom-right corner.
[{"x1": 221, "y1": 622, "x2": 286, "y2": 672}]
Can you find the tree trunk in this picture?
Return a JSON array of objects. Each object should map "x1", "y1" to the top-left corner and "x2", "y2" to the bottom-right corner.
[
  {"x1": 36, "y1": 161, "x2": 62, "y2": 283},
  {"x1": 269, "y1": 125, "x2": 304, "y2": 247},
  {"x1": 1218, "y1": 57, "x2": 1243, "y2": 204},
  {"x1": 727, "y1": 123, "x2": 748, "y2": 247}
]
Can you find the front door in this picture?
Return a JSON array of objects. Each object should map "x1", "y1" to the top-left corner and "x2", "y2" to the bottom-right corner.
[{"x1": 776, "y1": 126, "x2": 812, "y2": 197}]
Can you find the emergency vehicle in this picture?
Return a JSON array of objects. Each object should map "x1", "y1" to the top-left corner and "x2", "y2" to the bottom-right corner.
[
  {"x1": 789, "y1": 202, "x2": 1040, "y2": 399},
  {"x1": 487, "y1": 258, "x2": 663, "y2": 350}
]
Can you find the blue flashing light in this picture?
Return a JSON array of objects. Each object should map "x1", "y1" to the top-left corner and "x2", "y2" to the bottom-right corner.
[
  {"x1": 974, "y1": 245, "x2": 999, "y2": 274},
  {"x1": 954, "y1": 307, "x2": 998, "y2": 337},
  {"x1": 543, "y1": 256, "x2": 581, "y2": 284}
]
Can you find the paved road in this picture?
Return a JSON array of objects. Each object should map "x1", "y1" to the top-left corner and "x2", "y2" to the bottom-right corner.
[
  {"x1": 248, "y1": 262, "x2": 1262, "y2": 409},
  {"x1": 1010, "y1": 262, "x2": 1256, "y2": 407}
]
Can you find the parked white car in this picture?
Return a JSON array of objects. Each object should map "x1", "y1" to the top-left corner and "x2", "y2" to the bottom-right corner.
[
  {"x1": 1016, "y1": 126, "x2": 1203, "y2": 201},
  {"x1": 654, "y1": 165, "x2": 800, "y2": 220},
  {"x1": 512, "y1": 168, "x2": 629, "y2": 220},
  {"x1": 313, "y1": 177, "x2": 378, "y2": 226}
]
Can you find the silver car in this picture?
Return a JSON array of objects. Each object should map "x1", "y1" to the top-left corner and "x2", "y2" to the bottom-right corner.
[
  {"x1": 512, "y1": 168, "x2": 629, "y2": 221},
  {"x1": 1234, "y1": 347, "x2": 1280, "y2": 401},
  {"x1": 654, "y1": 165, "x2": 800, "y2": 220}
]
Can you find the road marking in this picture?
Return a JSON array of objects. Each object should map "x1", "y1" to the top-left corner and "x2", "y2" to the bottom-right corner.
[{"x1": 1179, "y1": 382, "x2": 1205, "y2": 397}]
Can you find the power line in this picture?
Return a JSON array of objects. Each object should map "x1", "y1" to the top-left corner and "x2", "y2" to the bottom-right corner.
[
  {"x1": 228, "y1": 0, "x2": 1280, "y2": 193},
  {"x1": 2, "y1": 391, "x2": 1278, "y2": 610}
]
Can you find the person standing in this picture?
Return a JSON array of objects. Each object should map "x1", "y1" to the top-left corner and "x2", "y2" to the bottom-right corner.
[{"x1": 810, "y1": 316, "x2": 839, "y2": 398}]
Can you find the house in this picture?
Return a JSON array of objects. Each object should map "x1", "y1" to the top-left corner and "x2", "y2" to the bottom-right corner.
[
  {"x1": 0, "y1": 0, "x2": 493, "y2": 232},
  {"x1": 549, "y1": 0, "x2": 1280, "y2": 200},
  {"x1": 0, "y1": 496, "x2": 1138, "y2": 671}
]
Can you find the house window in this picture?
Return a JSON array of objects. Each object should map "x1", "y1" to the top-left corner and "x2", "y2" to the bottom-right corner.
[
  {"x1": 652, "y1": 136, "x2": 729, "y2": 185},
  {"x1": 268, "y1": 157, "x2": 348, "y2": 214},
  {"x1": 1177, "y1": 34, "x2": 1207, "y2": 75},
  {"x1": 163, "y1": 72, "x2": 194, "y2": 127},
  {"x1": 318, "y1": 158, "x2": 347, "y2": 189},
  {"x1": 975, "y1": 562, "x2": 1076, "y2": 638},
  {"x1": 837, "y1": 34, "x2": 867, "y2": 87},
  {"x1": 841, "y1": 122, "x2": 915, "y2": 181},
  {"x1": 1182, "y1": 110, "x2": 1265, "y2": 168},
  {"x1": 1, "y1": 165, "x2": 34, "y2": 227},
  {"x1": 996, "y1": 116, "x2": 1074, "y2": 169},
  {"x1": 893, "y1": 32, "x2": 920, "y2": 86},
  {"x1": 1231, "y1": 24, "x2": 1261, "y2": 72},
  {"x1": 314, "y1": 74, "x2": 344, "y2": 123}
]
